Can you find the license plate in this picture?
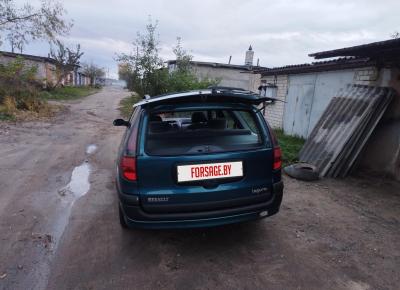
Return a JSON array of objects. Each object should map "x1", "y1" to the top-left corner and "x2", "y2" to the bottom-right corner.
[{"x1": 177, "y1": 161, "x2": 243, "y2": 183}]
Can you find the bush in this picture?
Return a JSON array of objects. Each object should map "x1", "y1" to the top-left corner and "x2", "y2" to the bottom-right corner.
[
  {"x1": 0, "y1": 56, "x2": 55, "y2": 120},
  {"x1": 0, "y1": 56, "x2": 42, "y2": 104},
  {"x1": 119, "y1": 94, "x2": 141, "y2": 118}
]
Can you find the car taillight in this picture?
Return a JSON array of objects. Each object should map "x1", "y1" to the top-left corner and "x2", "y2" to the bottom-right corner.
[
  {"x1": 273, "y1": 147, "x2": 282, "y2": 170},
  {"x1": 126, "y1": 122, "x2": 138, "y2": 154},
  {"x1": 121, "y1": 156, "x2": 137, "y2": 181}
]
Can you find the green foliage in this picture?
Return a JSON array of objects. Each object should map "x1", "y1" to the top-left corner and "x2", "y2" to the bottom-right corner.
[
  {"x1": 119, "y1": 94, "x2": 141, "y2": 118},
  {"x1": 0, "y1": 56, "x2": 57, "y2": 120},
  {"x1": 117, "y1": 19, "x2": 163, "y2": 97},
  {"x1": 117, "y1": 20, "x2": 218, "y2": 98},
  {"x1": 39, "y1": 86, "x2": 99, "y2": 100},
  {"x1": 0, "y1": 56, "x2": 40, "y2": 104},
  {"x1": 274, "y1": 129, "x2": 305, "y2": 166},
  {"x1": 161, "y1": 38, "x2": 219, "y2": 93}
]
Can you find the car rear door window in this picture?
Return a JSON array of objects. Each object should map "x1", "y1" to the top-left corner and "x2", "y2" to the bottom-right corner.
[{"x1": 145, "y1": 108, "x2": 266, "y2": 156}]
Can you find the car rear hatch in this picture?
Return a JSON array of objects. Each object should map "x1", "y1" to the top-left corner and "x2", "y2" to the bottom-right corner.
[{"x1": 136, "y1": 101, "x2": 275, "y2": 214}]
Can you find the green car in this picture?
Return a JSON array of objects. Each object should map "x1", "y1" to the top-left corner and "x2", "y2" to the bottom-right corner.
[{"x1": 113, "y1": 87, "x2": 283, "y2": 229}]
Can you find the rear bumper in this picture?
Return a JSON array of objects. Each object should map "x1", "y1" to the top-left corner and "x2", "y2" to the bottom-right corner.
[{"x1": 118, "y1": 181, "x2": 283, "y2": 229}]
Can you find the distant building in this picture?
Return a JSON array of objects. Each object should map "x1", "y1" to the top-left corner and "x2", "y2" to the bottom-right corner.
[
  {"x1": 167, "y1": 46, "x2": 264, "y2": 91},
  {"x1": 245, "y1": 45, "x2": 254, "y2": 66},
  {"x1": 0, "y1": 50, "x2": 90, "y2": 87}
]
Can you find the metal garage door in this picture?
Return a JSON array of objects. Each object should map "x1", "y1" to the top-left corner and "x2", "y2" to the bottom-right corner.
[{"x1": 283, "y1": 70, "x2": 355, "y2": 138}]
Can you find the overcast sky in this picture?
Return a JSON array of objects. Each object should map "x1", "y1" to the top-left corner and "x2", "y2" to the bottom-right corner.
[{"x1": 7, "y1": 0, "x2": 400, "y2": 78}]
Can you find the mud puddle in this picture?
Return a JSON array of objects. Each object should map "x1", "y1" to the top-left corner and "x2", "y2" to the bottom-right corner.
[
  {"x1": 52, "y1": 146, "x2": 96, "y2": 246},
  {"x1": 65, "y1": 162, "x2": 91, "y2": 198}
]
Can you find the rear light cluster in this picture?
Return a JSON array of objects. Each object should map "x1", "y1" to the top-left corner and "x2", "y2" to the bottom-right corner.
[
  {"x1": 121, "y1": 119, "x2": 139, "y2": 181},
  {"x1": 121, "y1": 156, "x2": 137, "y2": 181},
  {"x1": 273, "y1": 147, "x2": 282, "y2": 170},
  {"x1": 266, "y1": 122, "x2": 282, "y2": 170}
]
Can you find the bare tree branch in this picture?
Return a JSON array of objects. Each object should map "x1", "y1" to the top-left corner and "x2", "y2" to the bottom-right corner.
[
  {"x1": 49, "y1": 40, "x2": 84, "y2": 88},
  {"x1": 0, "y1": 0, "x2": 72, "y2": 50}
]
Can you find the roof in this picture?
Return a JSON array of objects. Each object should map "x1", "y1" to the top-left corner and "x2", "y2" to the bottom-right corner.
[
  {"x1": 0, "y1": 50, "x2": 56, "y2": 64},
  {"x1": 167, "y1": 60, "x2": 266, "y2": 71},
  {"x1": 309, "y1": 38, "x2": 400, "y2": 59},
  {"x1": 133, "y1": 88, "x2": 270, "y2": 108},
  {"x1": 253, "y1": 57, "x2": 374, "y2": 76}
]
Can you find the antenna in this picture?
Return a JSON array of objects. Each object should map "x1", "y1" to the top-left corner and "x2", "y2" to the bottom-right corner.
[{"x1": 228, "y1": 55, "x2": 232, "y2": 64}]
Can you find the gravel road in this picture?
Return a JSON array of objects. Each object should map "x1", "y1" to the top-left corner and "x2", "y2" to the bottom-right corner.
[{"x1": 0, "y1": 86, "x2": 399, "y2": 290}]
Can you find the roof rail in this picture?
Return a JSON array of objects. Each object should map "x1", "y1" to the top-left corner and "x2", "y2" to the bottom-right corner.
[
  {"x1": 207, "y1": 86, "x2": 256, "y2": 95},
  {"x1": 208, "y1": 86, "x2": 247, "y2": 91}
]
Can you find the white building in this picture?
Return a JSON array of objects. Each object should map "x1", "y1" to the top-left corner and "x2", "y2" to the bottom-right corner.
[{"x1": 167, "y1": 46, "x2": 263, "y2": 91}]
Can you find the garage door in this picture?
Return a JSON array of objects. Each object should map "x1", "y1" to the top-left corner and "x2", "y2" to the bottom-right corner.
[{"x1": 283, "y1": 70, "x2": 355, "y2": 138}]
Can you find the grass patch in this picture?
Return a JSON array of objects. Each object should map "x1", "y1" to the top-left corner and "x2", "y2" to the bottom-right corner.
[
  {"x1": 119, "y1": 94, "x2": 141, "y2": 118},
  {"x1": 0, "y1": 98, "x2": 58, "y2": 122},
  {"x1": 274, "y1": 129, "x2": 305, "y2": 166},
  {"x1": 0, "y1": 105, "x2": 15, "y2": 121},
  {"x1": 39, "y1": 86, "x2": 100, "y2": 101}
]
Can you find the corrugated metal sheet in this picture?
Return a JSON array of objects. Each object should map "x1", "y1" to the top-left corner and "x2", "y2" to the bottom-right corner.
[{"x1": 299, "y1": 85, "x2": 394, "y2": 177}]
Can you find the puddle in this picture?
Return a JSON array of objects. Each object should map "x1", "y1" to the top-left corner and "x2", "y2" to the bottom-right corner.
[
  {"x1": 65, "y1": 162, "x2": 91, "y2": 198},
  {"x1": 86, "y1": 144, "x2": 97, "y2": 154},
  {"x1": 52, "y1": 161, "x2": 91, "y2": 247}
]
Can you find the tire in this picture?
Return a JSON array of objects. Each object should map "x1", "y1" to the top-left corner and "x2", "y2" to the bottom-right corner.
[
  {"x1": 119, "y1": 205, "x2": 128, "y2": 229},
  {"x1": 284, "y1": 162, "x2": 319, "y2": 181}
]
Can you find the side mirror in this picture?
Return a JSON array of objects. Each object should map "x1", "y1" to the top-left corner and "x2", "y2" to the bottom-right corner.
[{"x1": 113, "y1": 119, "x2": 130, "y2": 127}]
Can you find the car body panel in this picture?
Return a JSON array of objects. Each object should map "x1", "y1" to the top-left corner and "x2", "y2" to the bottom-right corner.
[{"x1": 115, "y1": 89, "x2": 283, "y2": 229}]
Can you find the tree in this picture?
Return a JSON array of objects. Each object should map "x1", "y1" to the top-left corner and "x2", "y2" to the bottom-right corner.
[
  {"x1": 391, "y1": 31, "x2": 400, "y2": 39},
  {"x1": 172, "y1": 37, "x2": 193, "y2": 73},
  {"x1": 82, "y1": 62, "x2": 105, "y2": 86},
  {"x1": 0, "y1": 0, "x2": 71, "y2": 52},
  {"x1": 117, "y1": 20, "x2": 218, "y2": 97},
  {"x1": 164, "y1": 38, "x2": 219, "y2": 92},
  {"x1": 117, "y1": 19, "x2": 164, "y2": 97},
  {"x1": 49, "y1": 40, "x2": 83, "y2": 88}
]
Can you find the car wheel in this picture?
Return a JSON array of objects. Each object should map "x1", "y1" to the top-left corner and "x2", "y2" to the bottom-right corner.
[{"x1": 119, "y1": 205, "x2": 128, "y2": 229}]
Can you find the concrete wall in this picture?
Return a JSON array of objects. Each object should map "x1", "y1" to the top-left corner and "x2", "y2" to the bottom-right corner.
[
  {"x1": 193, "y1": 65, "x2": 259, "y2": 91},
  {"x1": 357, "y1": 67, "x2": 400, "y2": 180},
  {"x1": 0, "y1": 54, "x2": 47, "y2": 80},
  {"x1": 0, "y1": 54, "x2": 62, "y2": 87}
]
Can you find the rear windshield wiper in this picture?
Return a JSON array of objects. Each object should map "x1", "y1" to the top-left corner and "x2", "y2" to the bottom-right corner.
[{"x1": 256, "y1": 98, "x2": 286, "y2": 114}]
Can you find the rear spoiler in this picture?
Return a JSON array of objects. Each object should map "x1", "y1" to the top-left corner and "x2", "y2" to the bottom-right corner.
[{"x1": 133, "y1": 89, "x2": 284, "y2": 108}]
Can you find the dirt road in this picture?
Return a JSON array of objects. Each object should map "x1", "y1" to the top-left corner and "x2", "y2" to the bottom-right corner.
[{"x1": 1, "y1": 86, "x2": 399, "y2": 290}]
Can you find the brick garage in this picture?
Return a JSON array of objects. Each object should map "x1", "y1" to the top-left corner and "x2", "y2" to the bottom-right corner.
[{"x1": 254, "y1": 38, "x2": 400, "y2": 180}]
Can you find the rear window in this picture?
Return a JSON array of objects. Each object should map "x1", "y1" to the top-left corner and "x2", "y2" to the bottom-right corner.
[{"x1": 145, "y1": 109, "x2": 267, "y2": 156}]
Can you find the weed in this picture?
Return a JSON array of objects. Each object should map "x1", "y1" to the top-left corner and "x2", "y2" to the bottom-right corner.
[
  {"x1": 39, "y1": 86, "x2": 99, "y2": 100},
  {"x1": 119, "y1": 94, "x2": 141, "y2": 118},
  {"x1": 274, "y1": 129, "x2": 305, "y2": 166}
]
